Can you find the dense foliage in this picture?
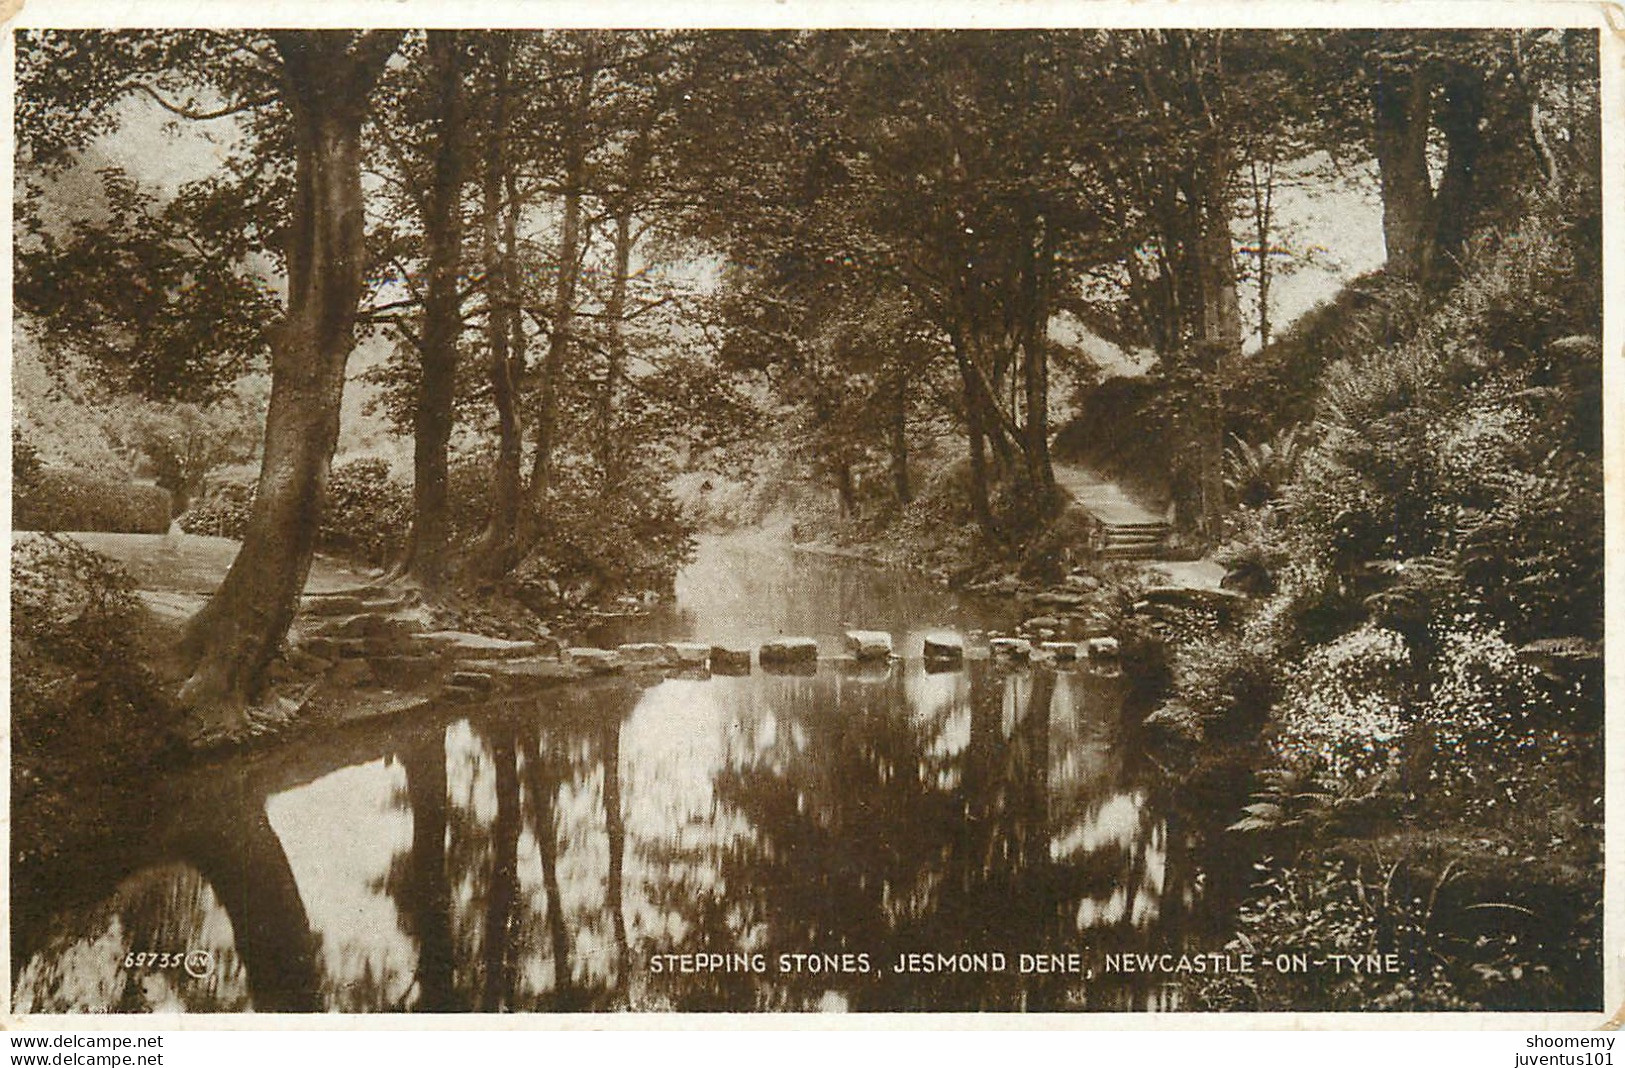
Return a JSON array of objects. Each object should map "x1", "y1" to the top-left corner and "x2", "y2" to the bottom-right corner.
[
  {"x1": 1152, "y1": 195, "x2": 1602, "y2": 1009},
  {"x1": 15, "y1": 467, "x2": 173, "y2": 534},
  {"x1": 12, "y1": 536, "x2": 177, "y2": 866}
]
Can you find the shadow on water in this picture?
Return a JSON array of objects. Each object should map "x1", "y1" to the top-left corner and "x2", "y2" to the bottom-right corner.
[{"x1": 13, "y1": 536, "x2": 1249, "y2": 1013}]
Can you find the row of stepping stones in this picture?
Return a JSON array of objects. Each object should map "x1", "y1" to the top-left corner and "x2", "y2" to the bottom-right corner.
[
  {"x1": 290, "y1": 589, "x2": 1124, "y2": 702},
  {"x1": 560, "y1": 631, "x2": 1122, "y2": 678}
]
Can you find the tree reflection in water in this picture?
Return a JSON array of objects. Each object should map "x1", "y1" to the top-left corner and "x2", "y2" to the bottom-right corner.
[{"x1": 15, "y1": 660, "x2": 1232, "y2": 1013}]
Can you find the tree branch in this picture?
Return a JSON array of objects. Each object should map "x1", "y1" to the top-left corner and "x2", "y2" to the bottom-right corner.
[{"x1": 129, "y1": 82, "x2": 277, "y2": 121}]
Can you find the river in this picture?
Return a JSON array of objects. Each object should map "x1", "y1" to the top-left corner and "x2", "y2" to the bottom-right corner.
[{"x1": 12, "y1": 534, "x2": 1247, "y2": 1013}]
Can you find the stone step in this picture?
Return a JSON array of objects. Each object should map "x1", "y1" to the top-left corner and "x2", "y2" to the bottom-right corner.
[
  {"x1": 299, "y1": 635, "x2": 416, "y2": 661},
  {"x1": 299, "y1": 588, "x2": 420, "y2": 617},
  {"x1": 1104, "y1": 520, "x2": 1171, "y2": 531},
  {"x1": 1098, "y1": 544, "x2": 1164, "y2": 560},
  {"x1": 306, "y1": 610, "x2": 430, "y2": 641},
  {"x1": 413, "y1": 630, "x2": 541, "y2": 660},
  {"x1": 1103, "y1": 532, "x2": 1167, "y2": 545}
]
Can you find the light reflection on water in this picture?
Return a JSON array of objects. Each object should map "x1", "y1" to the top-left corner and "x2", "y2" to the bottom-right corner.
[{"x1": 14, "y1": 538, "x2": 1237, "y2": 1013}]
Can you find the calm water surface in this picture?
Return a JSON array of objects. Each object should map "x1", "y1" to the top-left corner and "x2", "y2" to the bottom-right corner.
[{"x1": 14, "y1": 535, "x2": 1246, "y2": 1012}]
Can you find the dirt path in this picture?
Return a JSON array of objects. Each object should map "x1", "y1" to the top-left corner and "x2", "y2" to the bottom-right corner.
[
  {"x1": 1051, "y1": 462, "x2": 1168, "y2": 527},
  {"x1": 18, "y1": 531, "x2": 383, "y2": 620}
]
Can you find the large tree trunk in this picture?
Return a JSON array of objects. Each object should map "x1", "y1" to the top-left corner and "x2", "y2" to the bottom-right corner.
[
  {"x1": 406, "y1": 31, "x2": 465, "y2": 590},
  {"x1": 948, "y1": 322, "x2": 998, "y2": 542},
  {"x1": 1431, "y1": 64, "x2": 1486, "y2": 278},
  {"x1": 472, "y1": 35, "x2": 524, "y2": 577},
  {"x1": 1371, "y1": 63, "x2": 1437, "y2": 279},
  {"x1": 179, "y1": 31, "x2": 401, "y2": 726}
]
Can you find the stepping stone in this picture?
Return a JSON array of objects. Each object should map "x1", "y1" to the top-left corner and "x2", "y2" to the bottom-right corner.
[
  {"x1": 922, "y1": 633, "x2": 964, "y2": 663},
  {"x1": 567, "y1": 647, "x2": 624, "y2": 675},
  {"x1": 710, "y1": 646, "x2": 752, "y2": 675},
  {"x1": 618, "y1": 642, "x2": 678, "y2": 667},
  {"x1": 450, "y1": 670, "x2": 494, "y2": 692},
  {"x1": 844, "y1": 630, "x2": 893, "y2": 661},
  {"x1": 413, "y1": 631, "x2": 540, "y2": 660},
  {"x1": 670, "y1": 642, "x2": 711, "y2": 667},
  {"x1": 759, "y1": 638, "x2": 819, "y2": 665},
  {"x1": 1085, "y1": 636, "x2": 1121, "y2": 659},
  {"x1": 1041, "y1": 641, "x2": 1080, "y2": 662},
  {"x1": 923, "y1": 657, "x2": 963, "y2": 675},
  {"x1": 989, "y1": 637, "x2": 1032, "y2": 661},
  {"x1": 761, "y1": 658, "x2": 817, "y2": 677}
]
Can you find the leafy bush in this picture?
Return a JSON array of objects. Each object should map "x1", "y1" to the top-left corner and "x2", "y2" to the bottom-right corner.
[
  {"x1": 12, "y1": 535, "x2": 175, "y2": 866},
  {"x1": 177, "y1": 477, "x2": 254, "y2": 539},
  {"x1": 15, "y1": 467, "x2": 172, "y2": 534},
  {"x1": 1272, "y1": 624, "x2": 1412, "y2": 781},
  {"x1": 1192, "y1": 856, "x2": 1566, "y2": 1012},
  {"x1": 514, "y1": 464, "x2": 696, "y2": 601},
  {"x1": 319, "y1": 458, "x2": 411, "y2": 567},
  {"x1": 180, "y1": 457, "x2": 411, "y2": 568}
]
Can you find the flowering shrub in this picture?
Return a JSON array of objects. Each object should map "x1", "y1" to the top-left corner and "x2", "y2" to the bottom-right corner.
[
  {"x1": 1414, "y1": 619, "x2": 1569, "y2": 817},
  {"x1": 178, "y1": 477, "x2": 254, "y2": 539},
  {"x1": 1273, "y1": 624, "x2": 1411, "y2": 780},
  {"x1": 15, "y1": 467, "x2": 173, "y2": 534}
]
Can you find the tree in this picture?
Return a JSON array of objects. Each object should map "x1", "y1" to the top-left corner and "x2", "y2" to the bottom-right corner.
[
  {"x1": 16, "y1": 29, "x2": 406, "y2": 725},
  {"x1": 179, "y1": 32, "x2": 405, "y2": 724}
]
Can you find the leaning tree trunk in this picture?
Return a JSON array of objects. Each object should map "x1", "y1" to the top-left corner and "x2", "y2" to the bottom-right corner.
[
  {"x1": 889, "y1": 362, "x2": 911, "y2": 506},
  {"x1": 180, "y1": 31, "x2": 401, "y2": 727},
  {"x1": 406, "y1": 30, "x2": 466, "y2": 590}
]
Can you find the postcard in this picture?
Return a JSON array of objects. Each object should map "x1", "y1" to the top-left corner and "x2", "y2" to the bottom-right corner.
[{"x1": 4, "y1": 2, "x2": 1616, "y2": 1033}]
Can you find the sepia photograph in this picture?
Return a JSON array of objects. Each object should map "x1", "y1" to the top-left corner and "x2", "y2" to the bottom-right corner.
[{"x1": 5, "y1": 14, "x2": 1610, "y2": 1021}]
